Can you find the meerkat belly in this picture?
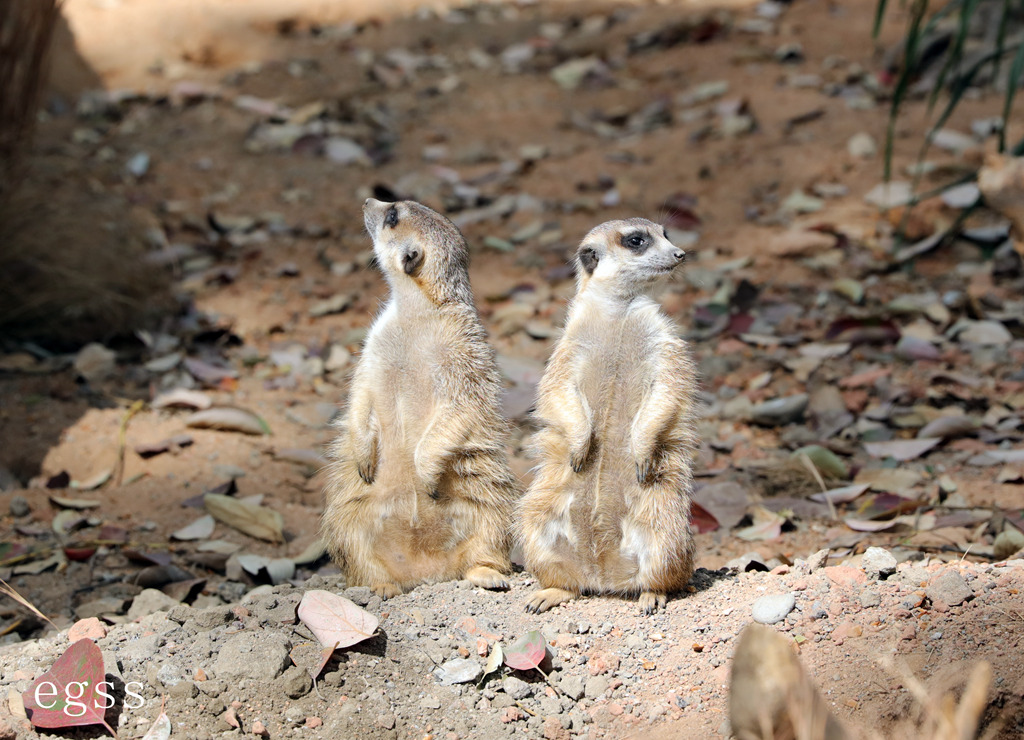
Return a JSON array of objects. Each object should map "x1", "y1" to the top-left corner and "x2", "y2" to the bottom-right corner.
[
  {"x1": 370, "y1": 325, "x2": 462, "y2": 577},
  {"x1": 372, "y1": 330, "x2": 439, "y2": 488},
  {"x1": 572, "y1": 325, "x2": 654, "y2": 586}
]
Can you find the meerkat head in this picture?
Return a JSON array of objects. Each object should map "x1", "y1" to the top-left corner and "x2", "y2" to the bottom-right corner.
[
  {"x1": 574, "y1": 217, "x2": 686, "y2": 299},
  {"x1": 363, "y1": 198, "x2": 473, "y2": 306}
]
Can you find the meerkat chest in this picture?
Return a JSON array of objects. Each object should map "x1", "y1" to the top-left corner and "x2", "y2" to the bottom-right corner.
[{"x1": 366, "y1": 308, "x2": 448, "y2": 411}]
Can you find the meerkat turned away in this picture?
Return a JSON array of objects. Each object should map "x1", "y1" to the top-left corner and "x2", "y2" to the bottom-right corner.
[
  {"x1": 516, "y1": 218, "x2": 698, "y2": 614},
  {"x1": 321, "y1": 198, "x2": 517, "y2": 598},
  {"x1": 729, "y1": 623, "x2": 994, "y2": 740}
]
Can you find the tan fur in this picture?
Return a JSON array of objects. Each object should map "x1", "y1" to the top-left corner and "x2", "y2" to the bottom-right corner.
[
  {"x1": 729, "y1": 623, "x2": 993, "y2": 740},
  {"x1": 516, "y1": 218, "x2": 697, "y2": 614},
  {"x1": 321, "y1": 198, "x2": 517, "y2": 598}
]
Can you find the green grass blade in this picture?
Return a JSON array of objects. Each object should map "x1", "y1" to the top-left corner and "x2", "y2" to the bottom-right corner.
[
  {"x1": 999, "y1": 40, "x2": 1024, "y2": 152},
  {"x1": 929, "y1": 44, "x2": 1017, "y2": 141},
  {"x1": 884, "y1": 0, "x2": 931, "y2": 180},
  {"x1": 929, "y1": 0, "x2": 978, "y2": 110},
  {"x1": 873, "y1": 0, "x2": 890, "y2": 38},
  {"x1": 992, "y1": 0, "x2": 1011, "y2": 84}
]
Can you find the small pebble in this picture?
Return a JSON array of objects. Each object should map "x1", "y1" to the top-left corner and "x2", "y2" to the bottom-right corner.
[{"x1": 751, "y1": 593, "x2": 796, "y2": 624}]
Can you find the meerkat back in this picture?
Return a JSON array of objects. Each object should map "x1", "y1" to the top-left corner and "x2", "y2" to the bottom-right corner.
[
  {"x1": 322, "y1": 198, "x2": 517, "y2": 598},
  {"x1": 517, "y1": 218, "x2": 698, "y2": 614}
]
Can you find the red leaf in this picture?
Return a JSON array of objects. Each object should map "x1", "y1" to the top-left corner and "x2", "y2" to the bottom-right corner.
[
  {"x1": 825, "y1": 317, "x2": 900, "y2": 345},
  {"x1": 503, "y1": 631, "x2": 547, "y2": 671},
  {"x1": 661, "y1": 192, "x2": 701, "y2": 229},
  {"x1": 689, "y1": 501, "x2": 720, "y2": 533},
  {"x1": 22, "y1": 639, "x2": 116, "y2": 735},
  {"x1": 63, "y1": 545, "x2": 97, "y2": 562}
]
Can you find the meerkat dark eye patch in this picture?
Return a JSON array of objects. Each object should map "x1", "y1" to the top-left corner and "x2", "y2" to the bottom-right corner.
[
  {"x1": 621, "y1": 231, "x2": 650, "y2": 253},
  {"x1": 384, "y1": 206, "x2": 399, "y2": 228},
  {"x1": 663, "y1": 227, "x2": 669, "y2": 240},
  {"x1": 402, "y1": 245, "x2": 424, "y2": 275},
  {"x1": 578, "y1": 247, "x2": 599, "y2": 275}
]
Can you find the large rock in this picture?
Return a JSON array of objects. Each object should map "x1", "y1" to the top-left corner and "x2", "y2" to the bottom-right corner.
[
  {"x1": 126, "y1": 589, "x2": 180, "y2": 620},
  {"x1": 214, "y1": 631, "x2": 291, "y2": 681}
]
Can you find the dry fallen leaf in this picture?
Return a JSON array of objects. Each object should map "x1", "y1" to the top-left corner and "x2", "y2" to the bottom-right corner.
[
  {"x1": 186, "y1": 407, "x2": 270, "y2": 435},
  {"x1": 863, "y1": 438, "x2": 941, "y2": 461},
  {"x1": 297, "y1": 590, "x2": 380, "y2": 649},
  {"x1": 810, "y1": 484, "x2": 869, "y2": 504},
  {"x1": 152, "y1": 388, "x2": 213, "y2": 410},
  {"x1": 171, "y1": 514, "x2": 216, "y2": 541},
  {"x1": 204, "y1": 494, "x2": 283, "y2": 542}
]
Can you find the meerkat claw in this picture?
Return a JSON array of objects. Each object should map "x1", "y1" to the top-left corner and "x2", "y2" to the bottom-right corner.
[
  {"x1": 464, "y1": 566, "x2": 509, "y2": 590},
  {"x1": 371, "y1": 582, "x2": 403, "y2": 599},
  {"x1": 639, "y1": 591, "x2": 667, "y2": 614},
  {"x1": 358, "y1": 466, "x2": 375, "y2": 485},
  {"x1": 525, "y1": 588, "x2": 575, "y2": 613}
]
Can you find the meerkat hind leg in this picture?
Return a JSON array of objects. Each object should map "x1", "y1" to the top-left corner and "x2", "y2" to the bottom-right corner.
[
  {"x1": 464, "y1": 565, "x2": 509, "y2": 590},
  {"x1": 638, "y1": 591, "x2": 667, "y2": 615},
  {"x1": 525, "y1": 588, "x2": 576, "y2": 613},
  {"x1": 371, "y1": 582, "x2": 403, "y2": 599}
]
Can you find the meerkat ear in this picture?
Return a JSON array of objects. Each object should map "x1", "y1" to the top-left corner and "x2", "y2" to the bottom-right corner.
[
  {"x1": 402, "y1": 245, "x2": 424, "y2": 275},
  {"x1": 578, "y1": 247, "x2": 599, "y2": 275}
]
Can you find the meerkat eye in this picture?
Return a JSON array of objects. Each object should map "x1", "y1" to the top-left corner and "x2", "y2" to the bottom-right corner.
[
  {"x1": 621, "y1": 232, "x2": 649, "y2": 252},
  {"x1": 384, "y1": 206, "x2": 399, "y2": 228}
]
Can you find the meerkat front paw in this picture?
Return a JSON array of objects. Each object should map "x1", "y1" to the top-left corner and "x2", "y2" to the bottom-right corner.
[
  {"x1": 634, "y1": 457, "x2": 658, "y2": 485},
  {"x1": 464, "y1": 566, "x2": 509, "y2": 590},
  {"x1": 638, "y1": 591, "x2": 667, "y2": 614},
  {"x1": 371, "y1": 582, "x2": 403, "y2": 599},
  {"x1": 525, "y1": 588, "x2": 575, "y2": 613},
  {"x1": 569, "y1": 437, "x2": 591, "y2": 473},
  {"x1": 355, "y1": 439, "x2": 378, "y2": 484}
]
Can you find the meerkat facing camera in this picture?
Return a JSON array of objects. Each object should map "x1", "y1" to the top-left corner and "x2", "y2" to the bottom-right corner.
[
  {"x1": 517, "y1": 218, "x2": 698, "y2": 614},
  {"x1": 321, "y1": 198, "x2": 517, "y2": 598}
]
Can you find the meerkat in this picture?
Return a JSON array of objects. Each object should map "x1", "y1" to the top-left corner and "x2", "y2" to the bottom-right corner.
[
  {"x1": 516, "y1": 218, "x2": 698, "y2": 614},
  {"x1": 321, "y1": 198, "x2": 517, "y2": 598}
]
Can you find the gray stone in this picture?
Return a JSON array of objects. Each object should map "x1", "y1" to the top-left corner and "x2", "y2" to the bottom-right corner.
[
  {"x1": 75, "y1": 597, "x2": 127, "y2": 620},
  {"x1": 249, "y1": 594, "x2": 300, "y2": 625},
  {"x1": 188, "y1": 605, "x2": 233, "y2": 631},
  {"x1": 584, "y1": 675, "x2": 609, "y2": 700},
  {"x1": 9, "y1": 496, "x2": 29, "y2": 517},
  {"x1": 926, "y1": 570, "x2": 974, "y2": 606},
  {"x1": 156, "y1": 663, "x2": 184, "y2": 687},
  {"x1": 167, "y1": 679, "x2": 197, "y2": 699},
  {"x1": 749, "y1": 394, "x2": 808, "y2": 426},
  {"x1": 994, "y1": 528, "x2": 1024, "y2": 560},
  {"x1": 419, "y1": 695, "x2": 442, "y2": 710},
  {"x1": 167, "y1": 605, "x2": 193, "y2": 624},
  {"x1": 559, "y1": 674, "x2": 586, "y2": 701},
  {"x1": 859, "y1": 589, "x2": 881, "y2": 608},
  {"x1": 436, "y1": 658, "x2": 482, "y2": 686},
  {"x1": 127, "y1": 589, "x2": 181, "y2": 621},
  {"x1": 862, "y1": 547, "x2": 897, "y2": 580},
  {"x1": 214, "y1": 631, "x2": 291, "y2": 681},
  {"x1": 197, "y1": 680, "x2": 225, "y2": 697},
  {"x1": 277, "y1": 665, "x2": 312, "y2": 698},
  {"x1": 117, "y1": 634, "x2": 165, "y2": 663},
  {"x1": 752, "y1": 593, "x2": 796, "y2": 624},
  {"x1": 502, "y1": 675, "x2": 533, "y2": 700},
  {"x1": 344, "y1": 586, "x2": 373, "y2": 606},
  {"x1": 805, "y1": 548, "x2": 830, "y2": 572}
]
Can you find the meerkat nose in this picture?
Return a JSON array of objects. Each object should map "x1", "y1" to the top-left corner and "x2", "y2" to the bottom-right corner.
[
  {"x1": 673, "y1": 250, "x2": 686, "y2": 262},
  {"x1": 364, "y1": 197, "x2": 383, "y2": 210}
]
